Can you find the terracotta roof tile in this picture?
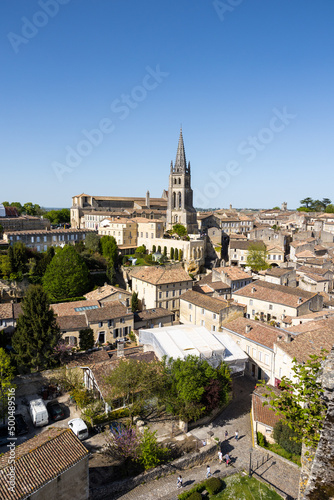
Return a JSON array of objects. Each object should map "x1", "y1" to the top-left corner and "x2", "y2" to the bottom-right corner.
[
  {"x1": 180, "y1": 290, "x2": 232, "y2": 314},
  {"x1": 223, "y1": 317, "x2": 281, "y2": 349},
  {"x1": 130, "y1": 266, "x2": 191, "y2": 285},
  {"x1": 252, "y1": 392, "x2": 280, "y2": 428},
  {"x1": 85, "y1": 301, "x2": 131, "y2": 322},
  {"x1": 0, "y1": 428, "x2": 89, "y2": 500},
  {"x1": 56, "y1": 314, "x2": 88, "y2": 331},
  {"x1": 233, "y1": 280, "x2": 317, "y2": 308},
  {"x1": 52, "y1": 300, "x2": 100, "y2": 317}
]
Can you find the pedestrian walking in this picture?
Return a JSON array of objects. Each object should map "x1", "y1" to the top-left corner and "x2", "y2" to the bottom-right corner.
[
  {"x1": 218, "y1": 450, "x2": 223, "y2": 464},
  {"x1": 177, "y1": 475, "x2": 183, "y2": 488},
  {"x1": 206, "y1": 465, "x2": 211, "y2": 478},
  {"x1": 235, "y1": 430, "x2": 239, "y2": 440},
  {"x1": 224, "y1": 430, "x2": 228, "y2": 440},
  {"x1": 224, "y1": 453, "x2": 231, "y2": 467}
]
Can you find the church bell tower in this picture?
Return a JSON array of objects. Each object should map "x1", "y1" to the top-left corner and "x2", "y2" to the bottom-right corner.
[{"x1": 166, "y1": 129, "x2": 198, "y2": 233}]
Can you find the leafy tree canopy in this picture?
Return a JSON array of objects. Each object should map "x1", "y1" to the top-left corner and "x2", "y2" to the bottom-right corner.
[
  {"x1": 42, "y1": 245, "x2": 90, "y2": 301},
  {"x1": 246, "y1": 242, "x2": 268, "y2": 271},
  {"x1": 262, "y1": 352, "x2": 327, "y2": 449},
  {"x1": 131, "y1": 291, "x2": 139, "y2": 312},
  {"x1": 100, "y1": 235, "x2": 118, "y2": 262},
  {"x1": 44, "y1": 208, "x2": 70, "y2": 224},
  {"x1": 0, "y1": 348, "x2": 15, "y2": 424},
  {"x1": 12, "y1": 285, "x2": 61, "y2": 372},
  {"x1": 172, "y1": 224, "x2": 187, "y2": 237},
  {"x1": 85, "y1": 232, "x2": 100, "y2": 253}
]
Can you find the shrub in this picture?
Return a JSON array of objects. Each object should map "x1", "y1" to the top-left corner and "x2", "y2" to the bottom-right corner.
[
  {"x1": 187, "y1": 493, "x2": 202, "y2": 500},
  {"x1": 152, "y1": 245, "x2": 156, "y2": 253},
  {"x1": 158, "y1": 245, "x2": 161, "y2": 253},
  {"x1": 273, "y1": 421, "x2": 301, "y2": 455},
  {"x1": 205, "y1": 476, "x2": 222, "y2": 495},
  {"x1": 257, "y1": 431, "x2": 267, "y2": 448},
  {"x1": 178, "y1": 481, "x2": 206, "y2": 499}
]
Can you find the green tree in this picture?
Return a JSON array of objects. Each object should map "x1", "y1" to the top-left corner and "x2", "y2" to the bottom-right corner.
[
  {"x1": 170, "y1": 247, "x2": 174, "y2": 260},
  {"x1": 152, "y1": 245, "x2": 156, "y2": 253},
  {"x1": 131, "y1": 292, "x2": 139, "y2": 312},
  {"x1": 158, "y1": 245, "x2": 161, "y2": 253},
  {"x1": 12, "y1": 285, "x2": 61, "y2": 372},
  {"x1": 163, "y1": 246, "x2": 167, "y2": 257},
  {"x1": 174, "y1": 248, "x2": 179, "y2": 260},
  {"x1": 0, "y1": 224, "x2": 3, "y2": 236},
  {"x1": 79, "y1": 328, "x2": 95, "y2": 350},
  {"x1": 0, "y1": 348, "x2": 15, "y2": 424},
  {"x1": 246, "y1": 243, "x2": 268, "y2": 271},
  {"x1": 172, "y1": 224, "x2": 187, "y2": 237},
  {"x1": 12, "y1": 241, "x2": 28, "y2": 273},
  {"x1": 272, "y1": 206, "x2": 280, "y2": 210},
  {"x1": 300, "y1": 197, "x2": 313, "y2": 209},
  {"x1": 100, "y1": 235, "x2": 118, "y2": 262},
  {"x1": 179, "y1": 249, "x2": 183, "y2": 261},
  {"x1": 138, "y1": 428, "x2": 170, "y2": 470},
  {"x1": 273, "y1": 421, "x2": 302, "y2": 455},
  {"x1": 159, "y1": 356, "x2": 230, "y2": 422},
  {"x1": 106, "y1": 258, "x2": 116, "y2": 285},
  {"x1": 135, "y1": 244, "x2": 146, "y2": 255},
  {"x1": 23, "y1": 202, "x2": 41, "y2": 216},
  {"x1": 310, "y1": 199, "x2": 324, "y2": 212},
  {"x1": 43, "y1": 245, "x2": 89, "y2": 301},
  {"x1": 325, "y1": 204, "x2": 334, "y2": 213},
  {"x1": 85, "y1": 233, "x2": 100, "y2": 253},
  {"x1": 262, "y1": 352, "x2": 327, "y2": 449},
  {"x1": 105, "y1": 358, "x2": 162, "y2": 421},
  {"x1": 321, "y1": 198, "x2": 331, "y2": 209}
]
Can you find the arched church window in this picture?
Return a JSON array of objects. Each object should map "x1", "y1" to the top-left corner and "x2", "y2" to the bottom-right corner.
[
  {"x1": 178, "y1": 178, "x2": 181, "y2": 184},
  {"x1": 173, "y1": 192, "x2": 176, "y2": 209},
  {"x1": 178, "y1": 192, "x2": 182, "y2": 208}
]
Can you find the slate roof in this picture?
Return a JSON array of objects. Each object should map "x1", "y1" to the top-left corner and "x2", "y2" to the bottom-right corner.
[
  {"x1": 233, "y1": 280, "x2": 317, "y2": 308},
  {"x1": 130, "y1": 266, "x2": 191, "y2": 285},
  {"x1": 0, "y1": 428, "x2": 89, "y2": 500}
]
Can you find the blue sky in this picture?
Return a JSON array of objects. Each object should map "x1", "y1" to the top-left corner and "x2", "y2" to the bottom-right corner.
[{"x1": 1, "y1": 0, "x2": 334, "y2": 209}]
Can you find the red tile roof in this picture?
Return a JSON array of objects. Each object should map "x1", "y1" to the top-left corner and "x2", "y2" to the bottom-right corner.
[{"x1": 0, "y1": 428, "x2": 89, "y2": 500}]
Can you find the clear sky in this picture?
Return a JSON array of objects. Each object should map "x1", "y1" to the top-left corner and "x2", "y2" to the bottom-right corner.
[{"x1": 1, "y1": 0, "x2": 334, "y2": 209}]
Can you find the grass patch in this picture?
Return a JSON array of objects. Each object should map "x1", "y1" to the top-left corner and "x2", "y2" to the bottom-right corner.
[{"x1": 210, "y1": 473, "x2": 282, "y2": 499}]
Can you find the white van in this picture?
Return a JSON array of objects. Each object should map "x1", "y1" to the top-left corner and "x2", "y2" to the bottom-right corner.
[
  {"x1": 68, "y1": 418, "x2": 89, "y2": 440},
  {"x1": 29, "y1": 399, "x2": 49, "y2": 427}
]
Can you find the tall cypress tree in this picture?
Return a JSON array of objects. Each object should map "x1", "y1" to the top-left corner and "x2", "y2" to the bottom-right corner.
[{"x1": 12, "y1": 285, "x2": 61, "y2": 373}]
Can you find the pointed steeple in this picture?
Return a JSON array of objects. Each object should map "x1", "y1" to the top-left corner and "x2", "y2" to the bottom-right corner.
[{"x1": 175, "y1": 128, "x2": 187, "y2": 172}]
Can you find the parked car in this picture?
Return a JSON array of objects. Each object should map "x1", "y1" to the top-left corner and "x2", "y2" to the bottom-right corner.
[
  {"x1": 15, "y1": 414, "x2": 29, "y2": 436},
  {"x1": 68, "y1": 418, "x2": 89, "y2": 440},
  {"x1": 0, "y1": 425, "x2": 10, "y2": 447},
  {"x1": 47, "y1": 401, "x2": 65, "y2": 422}
]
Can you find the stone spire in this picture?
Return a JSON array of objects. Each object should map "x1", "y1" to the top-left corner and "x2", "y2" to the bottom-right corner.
[{"x1": 174, "y1": 128, "x2": 187, "y2": 172}]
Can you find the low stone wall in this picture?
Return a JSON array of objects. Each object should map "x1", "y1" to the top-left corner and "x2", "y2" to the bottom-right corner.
[
  {"x1": 254, "y1": 443, "x2": 300, "y2": 470},
  {"x1": 89, "y1": 443, "x2": 217, "y2": 499}
]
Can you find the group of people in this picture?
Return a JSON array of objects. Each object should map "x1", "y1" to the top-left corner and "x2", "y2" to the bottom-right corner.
[{"x1": 177, "y1": 429, "x2": 239, "y2": 489}]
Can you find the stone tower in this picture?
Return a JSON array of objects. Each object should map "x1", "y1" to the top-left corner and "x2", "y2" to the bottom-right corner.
[{"x1": 166, "y1": 129, "x2": 198, "y2": 233}]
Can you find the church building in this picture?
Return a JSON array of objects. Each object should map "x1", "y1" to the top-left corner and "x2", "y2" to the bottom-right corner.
[{"x1": 166, "y1": 129, "x2": 198, "y2": 234}]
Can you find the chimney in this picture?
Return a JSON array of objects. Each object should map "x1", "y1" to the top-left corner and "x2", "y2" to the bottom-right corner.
[
  {"x1": 298, "y1": 297, "x2": 303, "y2": 304},
  {"x1": 117, "y1": 342, "x2": 124, "y2": 357},
  {"x1": 251, "y1": 287, "x2": 256, "y2": 294},
  {"x1": 277, "y1": 335, "x2": 283, "y2": 342},
  {"x1": 285, "y1": 333, "x2": 292, "y2": 343},
  {"x1": 245, "y1": 324, "x2": 252, "y2": 334},
  {"x1": 146, "y1": 190, "x2": 150, "y2": 209}
]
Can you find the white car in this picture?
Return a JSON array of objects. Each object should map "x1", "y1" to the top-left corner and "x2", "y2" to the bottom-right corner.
[{"x1": 68, "y1": 418, "x2": 89, "y2": 440}]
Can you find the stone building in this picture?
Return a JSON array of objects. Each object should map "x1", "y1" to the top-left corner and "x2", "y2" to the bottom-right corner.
[
  {"x1": 3, "y1": 228, "x2": 94, "y2": 251},
  {"x1": 166, "y1": 129, "x2": 198, "y2": 234},
  {"x1": 0, "y1": 428, "x2": 89, "y2": 500}
]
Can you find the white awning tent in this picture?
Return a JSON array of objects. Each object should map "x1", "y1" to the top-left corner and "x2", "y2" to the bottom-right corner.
[{"x1": 139, "y1": 325, "x2": 247, "y2": 373}]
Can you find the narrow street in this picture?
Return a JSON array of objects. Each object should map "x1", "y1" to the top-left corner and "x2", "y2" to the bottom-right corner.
[{"x1": 116, "y1": 376, "x2": 300, "y2": 500}]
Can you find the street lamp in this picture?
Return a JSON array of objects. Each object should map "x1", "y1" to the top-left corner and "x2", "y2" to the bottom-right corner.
[{"x1": 249, "y1": 447, "x2": 252, "y2": 478}]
